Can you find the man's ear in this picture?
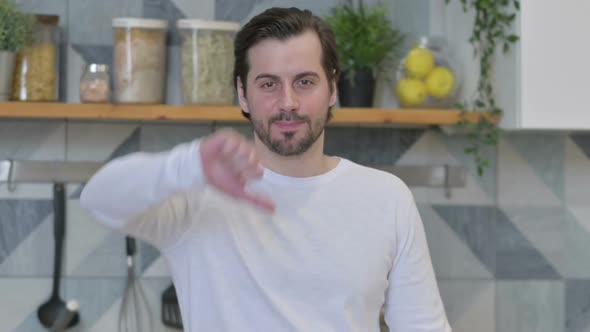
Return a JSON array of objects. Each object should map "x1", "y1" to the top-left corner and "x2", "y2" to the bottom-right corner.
[
  {"x1": 329, "y1": 76, "x2": 338, "y2": 107},
  {"x1": 237, "y1": 77, "x2": 250, "y2": 114}
]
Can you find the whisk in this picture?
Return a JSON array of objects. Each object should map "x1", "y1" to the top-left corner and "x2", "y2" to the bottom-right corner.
[{"x1": 118, "y1": 236, "x2": 154, "y2": 332}]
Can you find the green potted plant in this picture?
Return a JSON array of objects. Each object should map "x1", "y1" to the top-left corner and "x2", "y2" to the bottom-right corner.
[
  {"x1": 446, "y1": 0, "x2": 520, "y2": 175},
  {"x1": 0, "y1": 0, "x2": 34, "y2": 101},
  {"x1": 325, "y1": 0, "x2": 404, "y2": 107}
]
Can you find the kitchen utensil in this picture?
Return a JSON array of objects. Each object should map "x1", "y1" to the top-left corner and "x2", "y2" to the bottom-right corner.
[
  {"x1": 50, "y1": 300, "x2": 80, "y2": 332},
  {"x1": 118, "y1": 236, "x2": 153, "y2": 332},
  {"x1": 161, "y1": 283, "x2": 182, "y2": 329},
  {"x1": 37, "y1": 183, "x2": 80, "y2": 328}
]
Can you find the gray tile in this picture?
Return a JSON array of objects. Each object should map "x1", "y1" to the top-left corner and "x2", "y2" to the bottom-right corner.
[
  {"x1": 565, "y1": 139, "x2": 590, "y2": 206},
  {"x1": 164, "y1": 45, "x2": 181, "y2": 105},
  {"x1": 324, "y1": 127, "x2": 360, "y2": 162},
  {"x1": 70, "y1": 127, "x2": 140, "y2": 198},
  {"x1": 497, "y1": 280, "x2": 565, "y2": 332},
  {"x1": 245, "y1": 0, "x2": 341, "y2": 24},
  {"x1": 110, "y1": 127, "x2": 141, "y2": 159},
  {"x1": 64, "y1": 46, "x2": 88, "y2": 103},
  {"x1": 434, "y1": 130, "x2": 497, "y2": 200},
  {"x1": 565, "y1": 213, "x2": 590, "y2": 278},
  {"x1": 70, "y1": 231, "x2": 127, "y2": 277},
  {"x1": 566, "y1": 279, "x2": 590, "y2": 332},
  {"x1": 140, "y1": 124, "x2": 212, "y2": 152},
  {"x1": 0, "y1": 121, "x2": 64, "y2": 160},
  {"x1": 66, "y1": 123, "x2": 139, "y2": 162},
  {"x1": 389, "y1": 0, "x2": 430, "y2": 46},
  {"x1": 215, "y1": 0, "x2": 261, "y2": 22},
  {"x1": 139, "y1": 240, "x2": 160, "y2": 274},
  {"x1": 324, "y1": 127, "x2": 424, "y2": 166},
  {"x1": 501, "y1": 206, "x2": 590, "y2": 279},
  {"x1": 174, "y1": 0, "x2": 214, "y2": 20},
  {"x1": 143, "y1": 0, "x2": 185, "y2": 45},
  {"x1": 14, "y1": 311, "x2": 47, "y2": 332},
  {"x1": 0, "y1": 214, "x2": 53, "y2": 277},
  {"x1": 571, "y1": 133, "x2": 590, "y2": 160},
  {"x1": 495, "y1": 207, "x2": 560, "y2": 279},
  {"x1": 0, "y1": 200, "x2": 52, "y2": 265},
  {"x1": 69, "y1": 0, "x2": 142, "y2": 45},
  {"x1": 505, "y1": 133, "x2": 566, "y2": 201},
  {"x1": 16, "y1": 0, "x2": 67, "y2": 15},
  {"x1": 0, "y1": 278, "x2": 51, "y2": 331},
  {"x1": 437, "y1": 280, "x2": 494, "y2": 332},
  {"x1": 322, "y1": 126, "x2": 358, "y2": 161},
  {"x1": 431, "y1": 205, "x2": 496, "y2": 276},
  {"x1": 419, "y1": 205, "x2": 492, "y2": 278},
  {"x1": 498, "y1": 137, "x2": 562, "y2": 207}
]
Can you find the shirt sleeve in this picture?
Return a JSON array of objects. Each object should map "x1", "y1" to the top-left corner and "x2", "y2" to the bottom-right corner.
[
  {"x1": 383, "y1": 185, "x2": 452, "y2": 332},
  {"x1": 79, "y1": 139, "x2": 207, "y2": 249}
]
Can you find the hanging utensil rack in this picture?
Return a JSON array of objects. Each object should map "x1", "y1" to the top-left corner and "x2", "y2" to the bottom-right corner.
[{"x1": 0, "y1": 160, "x2": 466, "y2": 197}]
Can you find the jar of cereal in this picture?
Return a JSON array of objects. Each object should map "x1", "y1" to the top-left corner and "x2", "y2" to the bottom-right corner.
[{"x1": 112, "y1": 18, "x2": 168, "y2": 104}]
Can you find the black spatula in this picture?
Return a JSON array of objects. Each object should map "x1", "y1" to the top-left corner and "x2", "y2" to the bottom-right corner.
[
  {"x1": 38, "y1": 183, "x2": 80, "y2": 328},
  {"x1": 161, "y1": 283, "x2": 182, "y2": 329}
]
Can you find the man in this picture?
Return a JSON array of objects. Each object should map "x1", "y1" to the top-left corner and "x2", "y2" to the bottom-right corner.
[{"x1": 81, "y1": 7, "x2": 451, "y2": 332}]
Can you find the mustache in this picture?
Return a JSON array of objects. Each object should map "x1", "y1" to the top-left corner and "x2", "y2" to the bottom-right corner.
[{"x1": 270, "y1": 111, "x2": 309, "y2": 122}]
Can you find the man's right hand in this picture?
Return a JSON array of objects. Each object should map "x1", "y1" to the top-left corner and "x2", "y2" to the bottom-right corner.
[{"x1": 199, "y1": 128, "x2": 275, "y2": 213}]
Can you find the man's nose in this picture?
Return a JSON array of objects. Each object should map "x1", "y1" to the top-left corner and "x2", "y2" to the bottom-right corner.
[{"x1": 279, "y1": 85, "x2": 299, "y2": 111}]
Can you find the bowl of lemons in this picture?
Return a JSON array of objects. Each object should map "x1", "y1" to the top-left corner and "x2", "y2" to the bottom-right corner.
[{"x1": 395, "y1": 36, "x2": 460, "y2": 108}]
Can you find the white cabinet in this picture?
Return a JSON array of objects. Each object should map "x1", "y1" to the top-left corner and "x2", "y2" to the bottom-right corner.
[{"x1": 432, "y1": 1, "x2": 590, "y2": 130}]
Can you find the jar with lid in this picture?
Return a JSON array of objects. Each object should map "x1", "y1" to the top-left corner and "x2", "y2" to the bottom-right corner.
[
  {"x1": 80, "y1": 64, "x2": 110, "y2": 103},
  {"x1": 11, "y1": 14, "x2": 60, "y2": 102},
  {"x1": 177, "y1": 19, "x2": 239, "y2": 105},
  {"x1": 112, "y1": 18, "x2": 168, "y2": 104},
  {"x1": 394, "y1": 36, "x2": 461, "y2": 108}
]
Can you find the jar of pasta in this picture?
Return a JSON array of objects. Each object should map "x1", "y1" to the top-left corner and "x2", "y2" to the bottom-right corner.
[
  {"x1": 177, "y1": 19, "x2": 239, "y2": 105},
  {"x1": 11, "y1": 15, "x2": 60, "y2": 102},
  {"x1": 112, "y1": 18, "x2": 168, "y2": 104}
]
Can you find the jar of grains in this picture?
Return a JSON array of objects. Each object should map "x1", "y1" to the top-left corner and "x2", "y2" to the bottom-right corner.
[
  {"x1": 11, "y1": 15, "x2": 60, "y2": 102},
  {"x1": 112, "y1": 18, "x2": 168, "y2": 104},
  {"x1": 177, "y1": 19, "x2": 239, "y2": 105}
]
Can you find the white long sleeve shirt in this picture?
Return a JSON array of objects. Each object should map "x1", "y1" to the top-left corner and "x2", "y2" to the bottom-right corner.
[{"x1": 80, "y1": 139, "x2": 451, "y2": 332}]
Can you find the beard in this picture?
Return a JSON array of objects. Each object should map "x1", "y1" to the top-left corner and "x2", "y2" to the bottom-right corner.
[{"x1": 252, "y1": 109, "x2": 329, "y2": 156}]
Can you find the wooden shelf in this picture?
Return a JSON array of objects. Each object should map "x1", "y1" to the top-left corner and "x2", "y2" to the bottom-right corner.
[{"x1": 0, "y1": 102, "x2": 498, "y2": 126}]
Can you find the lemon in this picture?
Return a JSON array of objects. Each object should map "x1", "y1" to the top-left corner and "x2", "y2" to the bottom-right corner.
[
  {"x1": 404, "y1": 47, "x2": 435, "y2": 78},
  {"x1": 425, "y1": 67, "x2": 455, "y2": 98},
  {"x1": 396, "y1": 78, "x2": 428, "y2": 107}
]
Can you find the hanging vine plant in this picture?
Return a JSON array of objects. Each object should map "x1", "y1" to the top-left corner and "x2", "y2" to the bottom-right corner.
[{"x1": 445, "y1": 0, "x2": 520, "y2": 175}]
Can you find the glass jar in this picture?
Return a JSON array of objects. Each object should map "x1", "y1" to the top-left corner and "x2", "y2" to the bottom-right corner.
[
  {"x1": 80, "y1": 64, "x2": 110, "y2": 103},
  {"x1": 394, "y1": 36, "x2": 461, "y2": 108},
  {"x1": 11, "y1": 15, "x2": 60, "y2": 102},
  {"x1": 112, "y1": 18, "x2": 168, "y2": 104},
  {"x1": 177, "y1": 19, "x2": 239, "y2": 105}
]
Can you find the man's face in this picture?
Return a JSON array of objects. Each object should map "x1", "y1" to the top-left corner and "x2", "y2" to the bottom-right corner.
[{"x1": 237, "y1": 30, "x2": 337, "y2": 156}]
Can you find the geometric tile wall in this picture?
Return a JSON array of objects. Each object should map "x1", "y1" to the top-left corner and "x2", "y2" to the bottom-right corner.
[
  {"x1": 4, "y1": 125, "x2": 589, "y2": 332},
  {"x1": 2, "y1": 0, "x2": 590, "y2": 331}
]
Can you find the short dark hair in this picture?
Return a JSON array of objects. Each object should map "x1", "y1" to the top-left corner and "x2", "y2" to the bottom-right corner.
[{"x1": 233, "y1": 7, "x2": 340, "y2": 119}]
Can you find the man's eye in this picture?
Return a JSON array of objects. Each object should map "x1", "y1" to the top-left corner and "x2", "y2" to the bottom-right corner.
[
  {"x1": 262, "y1": 82, "x2": 275, "y2": 89},
  {"x1": 300, "y1": 79, "x2": 313, "y2": 85}
]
